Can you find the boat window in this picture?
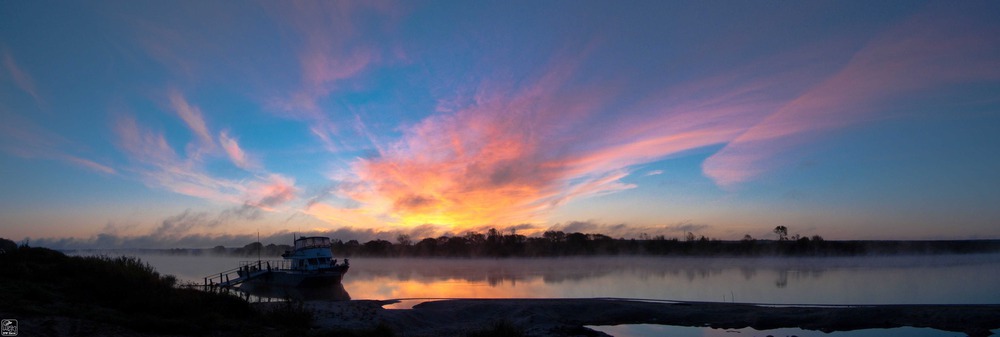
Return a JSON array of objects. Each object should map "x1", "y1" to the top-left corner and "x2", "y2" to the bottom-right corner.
[{"x1": 308, "y1": 258, "x2": 318, "y2": 265}]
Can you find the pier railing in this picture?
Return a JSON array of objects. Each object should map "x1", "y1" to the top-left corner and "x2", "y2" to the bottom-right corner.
[{"x1": 203, "y1": 260, "x2": 288, "y2": 287}]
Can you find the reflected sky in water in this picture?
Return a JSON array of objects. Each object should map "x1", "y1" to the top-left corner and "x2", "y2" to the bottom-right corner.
[
  {"x1": 588, "y1": 325, "x2": 975, "y2": 337},
  {"x1": 116, "y1": 254, "x2": 1000, "y2": 306},
  {"x1": 340, "y1": 255, "x2": 1000, "y2": 306}
]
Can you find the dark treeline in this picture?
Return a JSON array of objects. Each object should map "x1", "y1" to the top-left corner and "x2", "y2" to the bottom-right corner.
[
  {"x1": 54, "y1": 228, "x2": 1000, "y2": 258},
  {"x1": 327, "y1": 229, "x2": 1000, "y2": 258},
  {"x1": 64, "y1": 243, "x2": 295, "y2": 257}
]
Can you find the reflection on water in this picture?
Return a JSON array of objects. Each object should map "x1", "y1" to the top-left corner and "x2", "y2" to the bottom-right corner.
[
  {"x1": 237, "y1": 282, "x2": 351, "y2": 302},
  {"x1": 341, "y1": 255, "x2": 1000, "y2": 305},
  {"x1": 587, "y1": 324, "x2": 973, "y2": 337},
  {"x1": 112, "y1": 253, "x2": 1000, "y2": 305}
]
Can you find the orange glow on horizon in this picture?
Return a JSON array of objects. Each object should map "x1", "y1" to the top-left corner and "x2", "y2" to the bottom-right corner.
[{"x1": 342, "y1": 276, "x2": 544, "y2": 302}]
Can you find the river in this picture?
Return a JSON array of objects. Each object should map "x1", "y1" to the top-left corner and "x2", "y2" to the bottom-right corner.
[{"x1": 102, "y1": 253, "x2": 1000, "y2": 336}]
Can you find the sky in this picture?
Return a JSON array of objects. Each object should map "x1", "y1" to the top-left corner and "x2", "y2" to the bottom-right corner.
[{"x1": 2, "y1": 1, "x2": 1000, "y2": 248}]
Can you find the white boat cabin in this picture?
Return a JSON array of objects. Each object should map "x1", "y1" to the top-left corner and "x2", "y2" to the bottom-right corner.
[{"x1": 283, "y1": 236, "x2": 338, "y2": 271}]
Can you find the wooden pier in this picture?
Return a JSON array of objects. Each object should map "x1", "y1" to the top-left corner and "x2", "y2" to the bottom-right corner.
[{"x1": 204, "y1": 260, "x2": 280, "y2": 288}]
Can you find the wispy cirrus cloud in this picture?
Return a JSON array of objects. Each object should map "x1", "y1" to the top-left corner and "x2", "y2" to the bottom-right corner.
[
  {"x1": 115, "y1": 113, "x2": 242, "y2": 202},
  {"x1": 313, "y1": 7, "x2": 1000, "y2": 232},
  {"x1": 315, "y1": 49, "x2": 795, "y2": 232},
  {"x1": 114, "y1": 92, "x2": 298, "y2": 211},
  {"x1": 2, "y1": 50, "x2": 41, "y2": 105},
  {"x1": 702, "y1": 11, "x2": 1000, "y2": 187},
  {"x1": 246, "y1": 174, "x2": 298, "y2": 210},
  {"x1": 168, "y1": 90, "x2": 215, "y2": 159},
  {"x1": 1, "y1": 50, "x2": 114, "y2": 174},
  {"x1": 56, "y1": 154, "x2": 117, "y2": 175},
  {"x1": 264, "y1": 1, "x2": 400, "y2": 152},
  {"x1": 0, "y1": 106, "x2": 116, "y2": 175},
  {"x1": 30, "y1": 225, "x2": 403, "y2": 250},
  {"x1": 218, "y1": 130, "x2": 255, "y2": 170}
]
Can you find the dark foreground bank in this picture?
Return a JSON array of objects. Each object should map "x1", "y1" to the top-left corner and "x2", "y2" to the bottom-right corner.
[
  {"x1": 4, "y1": 239, "x2": 999, "y2": 337},
  {"x1": 297, "y1": 298, "x2": 1000, "y2": 337},
  {"x1": 0, "y1": 241, "x2": 351, "y2": 337}
]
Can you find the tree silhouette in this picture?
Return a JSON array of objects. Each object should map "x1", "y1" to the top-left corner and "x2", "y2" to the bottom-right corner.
[{"x1": 774, "y1": 226, "x2": 789, "y2": 241}]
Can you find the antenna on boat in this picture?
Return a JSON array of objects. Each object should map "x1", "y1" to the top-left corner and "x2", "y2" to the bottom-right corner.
[{"x1": 257, "y1": 230, "x2": 261, "y2": 265}]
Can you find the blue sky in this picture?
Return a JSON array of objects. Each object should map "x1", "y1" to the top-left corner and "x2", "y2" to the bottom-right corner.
[{"x1": 2, "y1": 1, "x2": 999, "y2": 248}]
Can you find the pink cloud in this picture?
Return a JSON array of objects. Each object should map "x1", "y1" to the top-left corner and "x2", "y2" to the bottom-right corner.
[
  {"x1": 114, "y1": 113, "x2": 294, "y2": 208},
  {"x1": 246, "y1": 174, "x2": 298, "y2": 210},
  {"x1": 2, "y1": 51, "x2": 41, "y2": 104},
  {"x1": 305, "y1": 203, "x2": 386, "y2": 230},
  {"x1": 300, "y1": 47, "x2": 374, "y2": 91},
  {"x1": 113, "y1": 91, "x2": 301, "y2": 211},
  {"x1": 0, "y1": 108, "x2": 116, "y2": 175},
  {"x1": 168, "y1": 90, "x2": 215, "y2": 158},
  {"x1": 58, "y1": 155, "x2": 118, "y2": 175},
  {"x1": 114, "y1": 115, "x2": 180, "y2": 166},
  {"x1": 115, "y1": 117, "x2": 245, "y2": 203},
  {"x1": 115, "y1": 115, "x2": 241, "y2": 202},
  {"x1": 327, "y1": 52, "x2": 788, "y2": 231},
  {"x1": 262, "y1": 1, "x2": 399, "y2": 152},
  {"x1": 218, "y1": 130, "x2": 255, "y2": 170},
  {"x1": 702, "y1": 12, "x2": 1000, "y2": 187},
  {"x1": 134, "y1": 27, "x2": 197, "y2": 80}
]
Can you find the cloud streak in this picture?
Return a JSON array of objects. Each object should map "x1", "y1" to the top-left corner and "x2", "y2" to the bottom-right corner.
[
  {"x1": 113, "y1": 92, "x2": 297, "y2": 211},
  {"x1": 702, "y1": 11, "x2": 1000, "y2": 187},
  {"x1": 0, "y1": 107, "x2": 116, "y2": 175},
  {"x1": 218, "y1": 130, "x2": 254, "y2": 170},
  {"x1": 311, "y1": 6, "x2": 1000, "y2": 233},
  {"x1": 319, "y1": 50, "x2": 792, "y2": 232},
  {"x1": 264, "y1": 1, "x2": 399, "y2": 153},
  {"x1": 2, "y1": 50, "x2": 41, "y2": 104},
  {"x1": 169, "y1": 90, "x2": 215, "y2": 159}
]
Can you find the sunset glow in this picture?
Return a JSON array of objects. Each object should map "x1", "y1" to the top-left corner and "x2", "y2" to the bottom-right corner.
[{"x1": 2, "y1": 1, "x2": 1000, "y2": 247}]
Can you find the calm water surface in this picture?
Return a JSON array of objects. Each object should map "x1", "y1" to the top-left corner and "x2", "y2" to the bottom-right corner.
[
  {"x1": 105, "y1": 254, "x2": 1000, "y2": 336},
  {"x1": 587, "y1": 325, "x2": 975, "y2": 337},
  {"x1": 121, "y1": 254, "x2": 1000, "y2": 306}
]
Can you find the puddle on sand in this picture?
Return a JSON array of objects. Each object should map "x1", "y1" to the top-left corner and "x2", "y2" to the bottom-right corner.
[{"x1": 585, "y1": 325, "x2": 988, "y2": 337}]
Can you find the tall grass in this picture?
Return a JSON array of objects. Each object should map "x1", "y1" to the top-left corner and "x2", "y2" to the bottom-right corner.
[{"x1": 1, "y1": 243, "x2": 257, "y2": 335}]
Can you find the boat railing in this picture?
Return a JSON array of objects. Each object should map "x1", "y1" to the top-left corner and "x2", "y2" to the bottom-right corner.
[
  {"x1": 293, "y1": 243, "x2": 332, "y2": 251},
  {"x1": 203, "y1": 258, "x2": 348, "y2": 288},
  {"x1": 203, "y1": 265, "x2": 245, "y2": 287},
  {"x1": 203, "y1": 260, "x2": 286, "y2": 287},
  {"x1": 238, "y1": 259, "x2": 292, "y2": 270}
]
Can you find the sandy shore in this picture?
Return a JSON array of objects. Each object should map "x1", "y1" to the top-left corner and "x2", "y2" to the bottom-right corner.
[{"x1": 273, "y1": 298, "x2": 1000, "y2": 337}]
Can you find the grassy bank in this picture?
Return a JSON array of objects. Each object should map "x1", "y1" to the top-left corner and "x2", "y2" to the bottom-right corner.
[
  {"x1": 0, "y1": 238, "x2": 392, "y2": 336},
  {"x1": 0, "y1": 239, "x2": 259, "y2": 335}
]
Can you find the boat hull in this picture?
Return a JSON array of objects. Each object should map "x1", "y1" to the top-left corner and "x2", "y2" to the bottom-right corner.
[{"x1": 243, "y1": 265, "x2": 349, "y2": 287}]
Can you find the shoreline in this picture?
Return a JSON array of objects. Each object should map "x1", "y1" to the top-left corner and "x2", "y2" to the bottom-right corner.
[{"x1": 284, "y1": 298, "x2": 1000, "y2": 337}]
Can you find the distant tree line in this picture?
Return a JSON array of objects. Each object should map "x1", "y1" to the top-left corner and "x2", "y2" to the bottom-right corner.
[
  {"x1": 321, "y1": 227, "x2": 1000, "y2": 258},
  {"x1": 53, "y1": 227, "x2": 1000, "y2": 258},
  {"x1": 110, "y1": 242, "x2": 295, "y2": 257}
]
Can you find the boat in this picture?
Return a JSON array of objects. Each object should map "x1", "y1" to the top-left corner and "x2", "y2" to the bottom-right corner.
[{"x1": 218, "y1": 236, "x2": 349, "y2": 288}]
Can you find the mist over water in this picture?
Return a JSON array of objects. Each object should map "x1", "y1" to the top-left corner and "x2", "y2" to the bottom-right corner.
[{"x1": 90, "y1": 253, "x2": 1000, "y2": 306}]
